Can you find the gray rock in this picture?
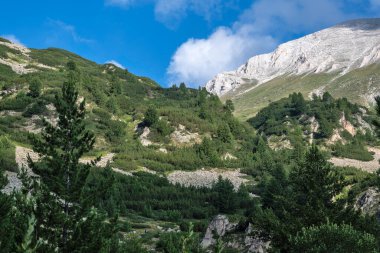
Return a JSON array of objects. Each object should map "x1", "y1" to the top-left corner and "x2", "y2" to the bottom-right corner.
[
  {"x1": 355, "y1": 187, "x2": 380, "y2": 221},
  {"x1": 201, "y1": 215, "x2": 237, "y2": 248},
  {"x1": 201, "y1": 216, "x2": 270, "y2": 252}
]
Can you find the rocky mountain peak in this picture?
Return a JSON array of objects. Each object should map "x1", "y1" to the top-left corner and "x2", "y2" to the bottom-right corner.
[{"x1": 206, "y1": 18, "x2": 380, "y2": 97}]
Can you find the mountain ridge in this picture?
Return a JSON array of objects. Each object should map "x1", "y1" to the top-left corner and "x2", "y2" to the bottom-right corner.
[{"x1": 205, "y1": 18, "x2": 380, "y2": 119}]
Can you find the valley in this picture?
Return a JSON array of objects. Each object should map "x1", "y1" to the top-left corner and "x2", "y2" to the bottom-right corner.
[{"x1": 1, "y1": 18, "x2": 380, "y2": 253}]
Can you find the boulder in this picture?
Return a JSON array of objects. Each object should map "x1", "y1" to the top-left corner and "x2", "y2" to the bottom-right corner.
[
  {"x1": 201, "y1": 215, "x2": 237, "y2": 248},
  {"x1": 355, "y1": 187, "x2": 380, "y2": 221},
  {"x1": 201, "y1": 215, "x2": 270, "y2": 252}
]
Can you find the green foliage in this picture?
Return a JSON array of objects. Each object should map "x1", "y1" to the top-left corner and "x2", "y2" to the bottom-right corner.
[
  {"x1": 217, "y1": 124, "x2": 233, "y2": 144},
  {"x1": 28, "y1": 78, "x2": 42, "y2": 98},
  {"x1": 82, "y1": 170, "x2": 252, "y2": 221},
  {"x1": 22, "y1": 99, "x2": 47, "y2": 117},
  {"x1": 156, "y1": 223, "x2": 204, "y2": 253},
  {"x1": 0, "y1": 136, "x2": 17, "y2": 172},
  {"x1": 212, "y1": 176, "x2": 238, "y2": 213},
  {"x1": 290, "y1": 223, "x2": 379, "y2": 253},
  {"x1": 0, "y1": 92, "x2": 33, "y2": 111},
  {"x1": 144, "y1": 107, "x2": 159, "y2": 127},
  {"x1": 332, "y1": 140, "x2": 374, "y2": 161},
  {"x1": 252, "y1": 146, "x2": 351, "y2": 251},
  {"x1": 224, "y1": 99, "x2": 235, "y2": 113},
  {"x1": 24, "y1": 68, "x2": 125, "y2": 252},
  {"x1": 195, "y1": 138, "x2": 220, "y2": 167},
  {"x1": 249, "y1": 92, "x2": 361, "y2": 140}
]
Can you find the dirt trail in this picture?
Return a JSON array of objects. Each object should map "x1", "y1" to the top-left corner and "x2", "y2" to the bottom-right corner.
[{"x1": 329, "y1": 147, "x2": 380, "y2": 173}]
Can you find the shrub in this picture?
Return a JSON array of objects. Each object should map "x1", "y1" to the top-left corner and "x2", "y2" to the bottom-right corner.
[
  {"x1": 290, "y1": 223, "x2": 378, "y2": 253},
  {"x1": 28, "y1": 78, "x2": 42, "y2": 98},
  {"x1": 0, "y1": 136, "x2": 17, "y2": 172},
  {"x1": 144, "y1": 107, "x2": 158, "y2": 127}
]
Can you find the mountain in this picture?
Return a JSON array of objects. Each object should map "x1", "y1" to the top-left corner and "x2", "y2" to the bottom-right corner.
[
  {"x1": 1, "y1": 34, "x2": 380, "y2": 252},
  {"x1": 0, "y1": 36, "x2": 259, "y2": 193},
  {"x1": 206, "y1": 18, "x2": 380, "y2": 120}
]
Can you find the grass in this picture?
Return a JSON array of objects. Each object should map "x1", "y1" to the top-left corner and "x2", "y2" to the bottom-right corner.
[
  {"x1": 228, "y1": 73, "x2": 335, "y2": 120},
  {"x1": 332, "y1": 142, "x2": 374, "y2": 161},
  {"x1": 226, "y1": 64, "x2": 380, "y2": 121}
]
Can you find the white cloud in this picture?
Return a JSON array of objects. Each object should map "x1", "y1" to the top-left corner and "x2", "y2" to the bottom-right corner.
[
  {"x1": 46, "y1": 19, "x2": 94, "y2": 44},
  {"x1": 239, "y1": 0, "x2": 350, "y2": 35},
  {"x1": 105, "y1": 0, "x2": 141, "y2": 8},
  {"x1": 168, "y1": 26, "x2": 276, "y2": 87},
  {"x1": 155, "y1": 0, "x2": 224, "y2": 27},
  {"x1": 106, "y1": 60, "x2": 125, "y2": 69},
  {"x1": 167, "y1": 0, "x2": 363, "y2": 87},
  {"x1": 1, "y1": 34, "x2": 25, "y2": 46},
  {"x1": 106, "y1": 0, "x2": 233, "y2": 27}
]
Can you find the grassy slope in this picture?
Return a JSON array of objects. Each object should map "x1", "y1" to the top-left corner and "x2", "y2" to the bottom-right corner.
[
  {"x1": 0, "y1": 39, "x2": 258, "y2": 175},
  {"x1": 225, "y1": 64, "x2": 380, "y2": 121}
]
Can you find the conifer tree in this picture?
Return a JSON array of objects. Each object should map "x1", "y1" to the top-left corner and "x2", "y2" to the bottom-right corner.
[{"x1": 28, "y1": 62, "x2": 96, "y2": 251}]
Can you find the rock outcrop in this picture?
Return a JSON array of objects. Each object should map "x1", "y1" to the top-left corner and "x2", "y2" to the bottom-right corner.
[
  {"x1": 201, "y1": 215, "x2": 270, "y2": 252},
  {"x1": 201, "y1": 215, "x2": 237, "y2": 248},
  {"x1": 355, "y1": 187, "x2": 380, "y2": 221}
]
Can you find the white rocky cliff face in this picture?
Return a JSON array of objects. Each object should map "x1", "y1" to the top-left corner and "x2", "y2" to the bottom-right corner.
[{"x1": 206, "y1": 19, "x2": 380, "y2": 97}]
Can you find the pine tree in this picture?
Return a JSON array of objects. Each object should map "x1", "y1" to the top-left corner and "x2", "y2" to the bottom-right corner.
[
  {"x1": 290, "y1": 145, "x2": 343, "y2": 225},
  {"x1": 28, "y1": 63, "x2": 96, "y2": 251}
]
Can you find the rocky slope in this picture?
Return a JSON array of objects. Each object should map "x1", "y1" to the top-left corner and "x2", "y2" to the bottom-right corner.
[{"x1": 206, "y1": 18, "x2": 380, "y2": 119}]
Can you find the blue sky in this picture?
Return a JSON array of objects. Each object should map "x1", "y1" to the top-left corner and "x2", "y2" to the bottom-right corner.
[{"x1": 0, "y1": 0, "x2": 379, "y2": 87}]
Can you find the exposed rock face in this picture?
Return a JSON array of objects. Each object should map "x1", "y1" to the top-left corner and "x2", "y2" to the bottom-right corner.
[
  {"x1": 221, "y1": 152, "x2": 237, "y2": 160},
  {"x1": 201, "y1": 215, "x2": 237, "y2": 248},
  {"x1": 0, "y1": 40, "x2": 57, "y2": 74},
  {"x1": 139, "y1": 127, "x2": 153, "y2": 147},
  {"x1": 355, "y1": 187, "x2": 380, "y2": 221},
  {"x1": 1, "y1": 171, "x2": 22, "y2": 194},
  {"x1": 206, "y1": 19, "x2": 380, "y2": 97},
  {"x1": 201, "y1": 215, "x2": 270, "y2": 253},
  {"x1": 2, "y1": 146, "x2": 39, "y2": 194},
  {"x1": 267, "y1": 135, "x2": 292, "y2": 151},
  {"x1": 79, "y1": 153, "x2": 115, "y2": 167},
  {"x1": 339, "y1": 113, "x2": 356, "y2": 136},
  {"x1": 15, "y1": 146, "x2": 39, "y2": 169},
  {"x1": 170, "y1": 124, "x2": 201, "y2": 146}
]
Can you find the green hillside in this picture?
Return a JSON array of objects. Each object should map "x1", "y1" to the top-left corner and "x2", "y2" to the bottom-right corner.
[
  {"x1": 1, "y1": 39, "x2": 380, "y2": 252},
  {"x1": 225, "y1": 64, "x2": 380, "y2": 120}
]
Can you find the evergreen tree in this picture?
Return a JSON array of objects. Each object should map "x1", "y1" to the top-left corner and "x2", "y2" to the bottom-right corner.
[
  {"x1": 217, "y1": 124, "x2": 233, "y2": 144},
  {"x1": 28, "y1": 64, "x2": 100, "y2": 252},
  {"x1": 29, "y1": 78, "x2": 42, "y2": 98},
  {"x1": 253, "y1": 146, "x2": 344, "y2": 251},
  {"x1": 144, "y1": 107, "x2": 159, "y2": 127},
  {"x1": 212, "y1": 176, "x2": 238, "y2": 213},
  {"x1": 290, "y1": 145, "x2": 343, "y2": 226}
]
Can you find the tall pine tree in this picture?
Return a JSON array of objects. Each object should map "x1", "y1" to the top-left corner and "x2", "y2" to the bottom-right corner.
[{"x1": 29, "y1": 62, "x2": 96, "y2": 251}]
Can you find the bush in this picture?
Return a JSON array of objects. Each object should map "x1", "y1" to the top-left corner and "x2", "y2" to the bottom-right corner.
[
  {"x1": 0, "y1": 92, "x2": 33, "y2": 111},
  {"x1": 144, "y1": 107, "x2": 158, "y2": 127},
  {"x1": 290, "y1": 223, "x2": 378, "y2": 253},
  {"x1": 332, "y1": 141, "x2": 374, "y2": 161},
  {"x1": 28, "y1": 78, "x2": 42, "y2": 98},
  {"x1": 22, "y1": 100, "x2": 47, "y2": 117},
  {"x1": 0, "y1": 136, "x2": 17, "y2": 172}
]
